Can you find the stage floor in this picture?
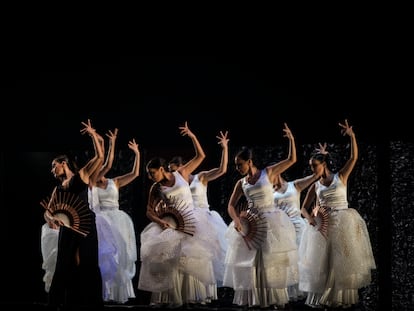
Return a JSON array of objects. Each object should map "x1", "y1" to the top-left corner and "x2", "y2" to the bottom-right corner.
[{"x1": 0, "y1": 301, "x2": 365, "y2": 310}]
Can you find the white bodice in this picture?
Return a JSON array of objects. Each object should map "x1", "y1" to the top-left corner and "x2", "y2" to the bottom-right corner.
[
  {"x1": 189, "y1": 174, "x2": 209, "y2": 209},
  {"x1": 242, "y1": 170, "x2": 275, "y2": 211},
  {"x1": 315, "y1": 173, "x2": 348, "y2": 210}
]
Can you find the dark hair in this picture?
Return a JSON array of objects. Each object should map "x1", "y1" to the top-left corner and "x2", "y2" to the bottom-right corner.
[
  {"x1": 146, "y1": 157, "x2": 169, "y2": 203},
  {"x1": 53, "y1": 154, "x2": 79, "y2": 173},
  {"x1": 235, "y1": 146, "x2": 253, "y2": 162},
  {"x1": 235, "y1": 146, "x2": 265, "y2": 169},
  {"x1": 310, "y1": 152, "x2": 336, "y2": 172},
  {"x1": 146, "y1": 157, "x2": 168, "y2": 171},
  {"x1": 169, "y1": 156, "x2": 185, "y2": 166}
]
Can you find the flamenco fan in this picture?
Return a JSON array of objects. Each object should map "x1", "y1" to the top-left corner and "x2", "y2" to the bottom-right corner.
[
  {"x1": 312, "y1": 205, "x2": 330, "y2": 239},
  {"x1": 40, "y1": 191, "x2": 93, "y2": 237},
  {"x1": 237, "y1": 199, "x2": 267, "y2": 250},
  {"x1": 155, "y1": 197, "x2": 196, "y2": 236}
]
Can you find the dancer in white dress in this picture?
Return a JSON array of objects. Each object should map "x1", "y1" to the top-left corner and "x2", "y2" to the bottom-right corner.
[
  {"x1": 89, "y1": 128, "x2": 140, "y2": 303},
  {"x1": 223, "y1": 123, "x2": 299, "y2": 309},
  {"x1": 138, "y1": 122, "x2": 216, "y2": 308},
  {"x1": 40, "y1": 218, "x2": 59, "y2": 293},
  {"x1": 273, "y1": 169, "x2": 322, "y2": 301},
  {"x1": 299, "y1": 119, "x2": 376, "y2": 309},
  {"x1": 169, "y1": 130, "x2": 230, "y2": 292}
]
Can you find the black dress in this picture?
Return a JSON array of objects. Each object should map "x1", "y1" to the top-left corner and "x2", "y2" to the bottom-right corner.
[{"x1": 48, "y1": 174, "x2": 103, "y2": 310}]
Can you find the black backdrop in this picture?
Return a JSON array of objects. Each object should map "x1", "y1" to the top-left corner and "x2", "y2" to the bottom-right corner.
[{"x1": 1, "y1": 44, "x2": 413, "y2": 309}]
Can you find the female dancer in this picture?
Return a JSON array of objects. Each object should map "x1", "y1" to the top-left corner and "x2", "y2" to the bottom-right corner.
[
  {"x1": 299, "y1": 119, "x2": 376, "y2": 309},
  {"x1": 138, "y1": 122, "x2": 216, "y2": 308},
  {"x1": 42, "y1": 119, "x2": 104, "y2": 310},
  {"x1": 170, "y1": 131, "x2": 230, "y2": 293},
  {"x1": 224, "y1": 123, "x2": 299, "y2": 309},
  {"x1": 88, "y1": 128, "x2": 140, "y2": 303}
]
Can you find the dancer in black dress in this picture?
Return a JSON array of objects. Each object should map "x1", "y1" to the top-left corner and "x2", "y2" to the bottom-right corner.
[{"x1": 43, "y1": 119, "x2": 104, "y2": 310}]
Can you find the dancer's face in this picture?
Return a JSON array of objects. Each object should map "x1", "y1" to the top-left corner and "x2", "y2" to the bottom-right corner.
[
  {"x1": 147, "y1": 167, "x2": 165, "y2": 183},
  {"x1": 235, "y1": 157, "x2": 250, "y2": 175},
  {"x1": 309, "y1": 159, "x2": 325, "y2": 174},
  {"x1": 51, "y1": 160, "x2": 65, "y2": 179}
]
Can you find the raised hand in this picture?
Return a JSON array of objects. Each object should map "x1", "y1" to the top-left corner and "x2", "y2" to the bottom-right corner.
[
  {"x1": 128, "y1": 138, "x2": 140, "y2": 154},
  {"x1": 80, "y1": 119, "x2": 96, "y2": 136},
  {"x1": 216, "y1": 130, "x2": 229, "y2": 148},
  {"x1": 106, "y1": 128, "x2": 118, "y2": 142},
  {"x1": 339, "y1": 119, "x2": 354, "y2": 137},
  {"x1": 282, "y1": 123, "x2": 294, "y2": 140},
  {"x1": 315, "y1": 142, "x2": 328, "y2": 154},
  {"x1": 179, "y1": 121, "x2": 195, "y2": 139}
]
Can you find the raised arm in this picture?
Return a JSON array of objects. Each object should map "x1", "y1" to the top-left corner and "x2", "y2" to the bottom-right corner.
[
  {"x1": 177, "y1": 121, "x2": 206, "y2": 180},
  {"x1": 88, "y1": 130, "x2": 105, "y2": 186},
  {"x1": 198, "y1": 130, "x2": 229, "y2": 185},
  {"x1": 113, "y1": 138, "x2": 140, "y2": 188},
  {"x1": 79, "y1": 119, "x2": 104, "y2": 184},
  {"x1": 89, "y1": 128, "x2": 119, "y2": 187},
  {"x1": 338, "y1": 119, "x2": 357, "y2": 185},
  {"x1": 267, "y1": 123, "x2": 297, "y2": 184},
  {"x1": 100, "y1": 128, "x2": 118, "y2": 177}
]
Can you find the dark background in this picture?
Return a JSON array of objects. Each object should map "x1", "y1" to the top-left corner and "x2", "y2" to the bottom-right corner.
[
  {"x1": 1, "y1": 16, "x2": 412, "y2": 151},
  {"x1": 1, "y1": 14, "x2": 412, "y2": 310}
]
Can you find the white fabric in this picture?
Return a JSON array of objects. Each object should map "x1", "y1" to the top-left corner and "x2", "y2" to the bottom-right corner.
[
  {"x1": 298, "y1": 173, "x2": 376, "y2": 308},
  {"x1": 89, "y1": 178, "x2": 137, "y2": 303},
  {"x1": 138, "y1": 171, "x2": 216, "y2": 306},
  {"x1": 223, "y1": 170, "x2": 299, "y2": 308}
]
